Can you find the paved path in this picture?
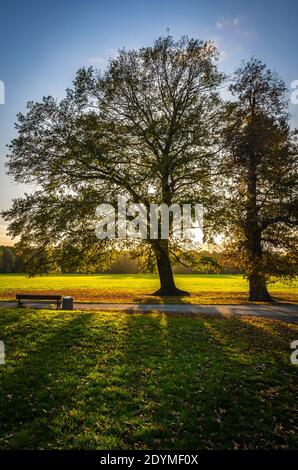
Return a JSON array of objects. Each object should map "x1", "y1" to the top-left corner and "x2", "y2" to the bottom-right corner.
[{"x1": 1, "y1": 301, "x2": 298, "y2": 322}]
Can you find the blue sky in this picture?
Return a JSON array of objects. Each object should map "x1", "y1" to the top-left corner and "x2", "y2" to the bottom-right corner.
[{"x1": 0, "y1": 0, "x2": 298, "y2": 243}]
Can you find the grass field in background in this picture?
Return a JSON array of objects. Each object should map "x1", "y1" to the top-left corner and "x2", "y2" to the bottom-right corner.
[
  {"x1": 0, "y1": 274, "x2": 297, "y2": 303},
  {"x1": 0, "y1": 308, "x2": 297, "y2": 449}
]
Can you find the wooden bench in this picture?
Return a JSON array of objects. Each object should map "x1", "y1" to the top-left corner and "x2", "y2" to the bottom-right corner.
[{"x1": 16, "y1": 294, "x2": 62, "y2": 309}]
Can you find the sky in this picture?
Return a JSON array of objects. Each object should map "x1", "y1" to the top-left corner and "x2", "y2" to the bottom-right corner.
[{"x1": 0, "y1": 0, "x2": 298, "y2": 244}]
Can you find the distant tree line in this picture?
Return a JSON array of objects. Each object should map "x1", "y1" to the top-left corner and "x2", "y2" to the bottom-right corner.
[
  {"x1": 0, "y1": 246, "x2": 24, "y2": 273},
  {"x1": 0, "y1": 245, "x2": 241, "y2": 275}
]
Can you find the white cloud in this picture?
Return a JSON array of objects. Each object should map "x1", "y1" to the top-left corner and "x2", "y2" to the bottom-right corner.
[
  {"x1": 215, "y1": 20, "x2": 224, "y2": 29},
  {"x1": 214, "y1": 16, "x2": 256, "y2": 40},
  {"x1": 215, "y1": 17, "x2": 241, "y2": 30},
  {"x1": 233, "y1": 17, "x2": 240, "y2": 27}
]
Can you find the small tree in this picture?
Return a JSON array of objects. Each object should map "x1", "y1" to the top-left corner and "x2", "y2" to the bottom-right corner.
[
  {"x1": 3, "y1": 36, "x2": 224, "y2": 295},
  {"x1": 222, "y1": 59, "x2": 298, "y2": 301}
]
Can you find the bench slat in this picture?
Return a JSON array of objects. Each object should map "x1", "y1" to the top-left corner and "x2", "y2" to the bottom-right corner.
[
  {"x1": 16, "y1": 294, "x2": 62, "y2": 309},
  {"x1": 16, "y1": 294, "x2": 62, "y2": 300}
]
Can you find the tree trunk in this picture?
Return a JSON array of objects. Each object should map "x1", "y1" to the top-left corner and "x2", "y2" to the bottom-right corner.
[
  {"x1": 151, "y1": 240, "x2": 189, "y2": 296},
  {"x1": 248, "y1": 272, "x2": 272, "y2": 302},
  {"x1": 245, "y1": 152, "x2": 272, "y2": 302},
  {"x1": 246, "y1": 231, "x2": 273, "y2": 302}
]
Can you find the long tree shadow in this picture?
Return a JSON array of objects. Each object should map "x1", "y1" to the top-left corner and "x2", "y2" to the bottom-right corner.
[
  {"x1": 0, "y1": 309, "x2": 297, "y2": 449},
  {"x1": 0, "y1": 310, "x2": 126, "y2": 449},
  {"x1": 114, "y1": 313, "x2": 298, "y2": 449}
]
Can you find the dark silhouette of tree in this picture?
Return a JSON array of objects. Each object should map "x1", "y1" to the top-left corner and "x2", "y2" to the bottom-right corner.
[
  {"x1": 221, "y1": 59, "x2": 298, "y2": 301},
  {"x1": 2, "y1": 36, "x2": 224, "y2": 295},
  {"x1": 0, "y1": 246, "x2": 14, "y2": 273},
  {"x1": 0, "y1": 246, "x2": 24, "y2": 273}
]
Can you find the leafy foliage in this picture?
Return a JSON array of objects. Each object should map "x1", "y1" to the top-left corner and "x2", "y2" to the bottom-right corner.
[
  {"x1": 3, "y1": 36, "x2": 225, "y2": 294},
  {"x1": 220, "y1": 59, "x2": 298, "y2": 300}
]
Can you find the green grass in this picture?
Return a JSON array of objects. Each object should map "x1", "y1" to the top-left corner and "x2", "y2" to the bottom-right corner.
[
  {"x1": 0, "y1": 308, "x2": 297, "y2": 449},
  {"x1": 0, "y1": 274, "x2": 297, "y2": 303}
]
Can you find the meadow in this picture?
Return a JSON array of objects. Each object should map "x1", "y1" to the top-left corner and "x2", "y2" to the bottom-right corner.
[
  {"x1": 0, "y1": 274, "x2": 297, "y2": 304},
  {"x1": 0, "y1": 308, "x2": 297, "y2": 449}
]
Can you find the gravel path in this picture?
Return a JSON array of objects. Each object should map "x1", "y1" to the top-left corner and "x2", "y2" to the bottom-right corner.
[{"x1": 1, "y1": 301, "x2": 298, "y2": 322}]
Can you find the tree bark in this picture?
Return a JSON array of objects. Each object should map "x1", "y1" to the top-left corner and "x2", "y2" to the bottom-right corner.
[
  {"x1": 151, "y1": 240, "x2": 189, "y2": 296},
  {"x1": 248, "y1": 272, "x2": 272, "y2": 302},
  {"x1": 246, "y1": 231, "x2": 273, "y2": 302},
  {"x1": 246, "y1": 151, "x2": 273, "y2": 302}
]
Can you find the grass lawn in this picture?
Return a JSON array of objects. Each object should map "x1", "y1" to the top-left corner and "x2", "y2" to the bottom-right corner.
[
  {"x1": 0, "y1": 308, "x2": 297, "y2": 449},
  {"x1": 0, "y1": 273, "x2": 297, "y2": 303}
]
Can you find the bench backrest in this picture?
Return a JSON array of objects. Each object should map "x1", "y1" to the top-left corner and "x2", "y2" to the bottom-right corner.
[{"x1": 16, "y1": 294, "x2": 62, "y2": 300}]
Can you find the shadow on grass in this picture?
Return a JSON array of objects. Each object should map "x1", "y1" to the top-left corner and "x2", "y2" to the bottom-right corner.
[
  {"x1": 0, "y1": 309, "x2": 297, "y2": 449},
  {"x1": 115, "y1": 314, "x2": 298, "y2": 449},
  {"x1": 130, "y1": 292, "x2": 250, "y2": 305}
]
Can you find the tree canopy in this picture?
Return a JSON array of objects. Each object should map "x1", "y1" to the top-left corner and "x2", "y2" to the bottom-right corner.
[
  {"x1": 3, "y1": 36, "x2": 226, "y2": 295},
  {"x1": 221, "y1": 59, "x2": 298, "y2": 300},
  {"x1": 2, "y1": 39, "x2": 298, "y2": 300}
]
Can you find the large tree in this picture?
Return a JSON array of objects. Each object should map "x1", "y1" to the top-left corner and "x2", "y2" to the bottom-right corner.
[
  {"x1": 3, "y1": 36, "x2": 224, "y2": 295},
  {"x1": 221, "y1": 59, "x2": 298, "y2": 301}
]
